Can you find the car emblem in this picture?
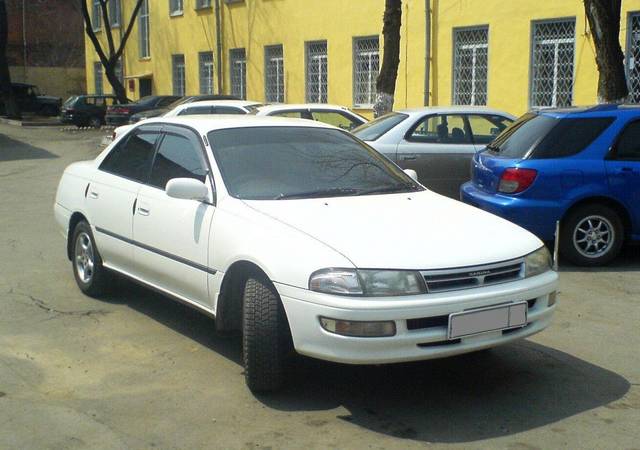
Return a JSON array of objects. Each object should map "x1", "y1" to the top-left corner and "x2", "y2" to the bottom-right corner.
[{"x1": 469, "y1": 270, "x2": 491, "y2": 277}]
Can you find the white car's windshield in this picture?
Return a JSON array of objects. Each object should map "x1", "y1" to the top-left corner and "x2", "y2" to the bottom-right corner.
[{"x1": 208, "y1": 126, "x2": 423, "y2": 200}]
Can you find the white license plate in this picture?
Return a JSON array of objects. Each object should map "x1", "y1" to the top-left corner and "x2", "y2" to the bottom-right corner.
[{"x1": 448, "y1": 302, "x2": 527, "y2": 339}]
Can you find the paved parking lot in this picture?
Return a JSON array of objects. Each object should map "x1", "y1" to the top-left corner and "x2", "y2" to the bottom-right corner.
[{"x1": 0, "y1": 123, "x2": 639, "y2": 449}]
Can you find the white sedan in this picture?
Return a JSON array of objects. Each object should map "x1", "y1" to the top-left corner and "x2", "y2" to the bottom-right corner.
[
  {"x1": 353, "y1": 106, "x2": 515, "y2": 198},
  {"x1": 254, "y1": 103, "x2": 367, "y2": 130},
  {"x1": 55, "y1": 116, "x2": 557, "y2": 392}
]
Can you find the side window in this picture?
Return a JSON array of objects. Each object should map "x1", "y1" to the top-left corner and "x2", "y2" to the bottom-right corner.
[
  {"x1": 94, "y1": 97, "x2": 105, "y2": 107},
  {"x1": 214, "y1": 106, "x2": 245, "y2": 115},
  {"x1": 149, "y1": 132, "x2": 207, "y2": 189},
  {"x1": 85, "y1": 97, "x2": 96, "y2": 106},
  {"x1": 615, "y1": 121, "x2": 640, "y2": 160},
  {"x1": 104, "y1": 97, "x2": 117, "y2": 106},
  {"x1": 311, "y1": 111, "x2": 361, "y2": 130},
  {"x1": 100, "y1": 131, "x2": 158, "y2": 182},
  {"x1": 467, "y1": 115, "x2": 513, "y2": 144},
  {"x1": 408, "y1": 114, "x2": 471, "y2": 144},
  {"x1": 179, "y1": 105, "x2": 212, "y2": 116},
  {"x1": 270, "y1": 110, "x2": 304, "y2": 119}
]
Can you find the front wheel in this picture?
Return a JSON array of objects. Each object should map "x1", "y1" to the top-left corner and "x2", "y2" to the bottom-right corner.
[
  {"x1": 560, "y1": 204, "x2": 624, "y2": 266},
  {"x1": 71, "y1": 221, "x2": 109, "y2": 297},
  {"x1": 242, "y1": 274, "x2": 293, "y2": 392}
]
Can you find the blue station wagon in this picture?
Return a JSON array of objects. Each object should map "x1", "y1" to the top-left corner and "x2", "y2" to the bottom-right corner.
[{"x1": 461, "y1": 105, "x2": 640, "y2": 266}]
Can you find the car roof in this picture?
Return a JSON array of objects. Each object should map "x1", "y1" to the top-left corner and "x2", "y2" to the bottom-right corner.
[
  {"x1": 174, "y1": 100, "x2": 262, "y2": 110},
  {"x1": 256, "y1": 103, "x2": 353, "y2": 113},
  {"x1": 535, "y1": 104, "x2": 640, "y2": 118},
  {"x1": 397, "y1": 105, "x2": 516, "y2": 118},
  {"x1": 143, "y1": 115, "x2": 336, "y2": 133}
]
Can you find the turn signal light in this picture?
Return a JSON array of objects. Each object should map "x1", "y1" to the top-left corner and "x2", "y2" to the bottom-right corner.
[{"x1": 498, "y1": 168, "x2": 538, "y2": 194}]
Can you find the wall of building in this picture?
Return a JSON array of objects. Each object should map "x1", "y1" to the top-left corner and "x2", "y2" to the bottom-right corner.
[{"x1": 9, "y1": 67, "x2": 86, "y2": 100}]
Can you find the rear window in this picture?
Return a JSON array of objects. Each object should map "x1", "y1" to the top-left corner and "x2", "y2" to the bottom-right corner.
[
  {"x1": 489, "y1": 114, "x2": 614, "y2": 159},
  {"x1": 352, "y1": 112, "x2": 408, "y2": 141}
]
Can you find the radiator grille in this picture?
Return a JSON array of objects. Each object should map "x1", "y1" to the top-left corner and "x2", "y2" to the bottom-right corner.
[{"x1": 420, "y1": 259, "x2": 523, "y2": 293}]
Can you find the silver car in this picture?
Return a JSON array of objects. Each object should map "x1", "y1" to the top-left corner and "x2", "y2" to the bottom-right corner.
[{"x1": 353, "y1": 107, "x2": 515, "y2": 198}]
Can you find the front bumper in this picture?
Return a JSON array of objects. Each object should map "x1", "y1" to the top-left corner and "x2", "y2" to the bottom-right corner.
[{"x1": 276, "y1": 270, "x2": 557, "y2": 364}]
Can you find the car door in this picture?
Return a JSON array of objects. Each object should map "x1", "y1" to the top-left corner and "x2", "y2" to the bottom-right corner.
[
  {"x1": 89, "y1": 125, "x2": 161, "y2": 274},
  {"x1": 133, "y1": 125, "x2": 215, "y2": 307},
  {"x1": 309, "y1": 109, "x2": 364, "y2": 130},
  {"x1": 395, "y1": 114, "x2": 475, "y2": 198},
  {"x1": 605, "y1": 119, "x2": 640, "y2": 233}
]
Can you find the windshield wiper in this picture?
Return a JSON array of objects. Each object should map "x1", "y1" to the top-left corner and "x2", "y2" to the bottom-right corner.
[
  {"x1": 356, "y1": 182, "x2": 422, "y2": 196},
  {"x1": 274, "y1": 187, "x2": 360, "y2": 200},
  {"x1": 486, "y1": 143, "x2": 501, "y2": 153}
]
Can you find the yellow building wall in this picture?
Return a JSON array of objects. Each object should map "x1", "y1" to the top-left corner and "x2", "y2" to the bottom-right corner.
[{"x1": 84, "y1": 0, "x2": 640, "y2": 118}]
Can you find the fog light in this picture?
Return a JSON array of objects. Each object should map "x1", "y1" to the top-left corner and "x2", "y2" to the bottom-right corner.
[
  {"x1": 548, "y1": 291, "x2": 557, "y2": 307},
  {"x1": 319, "y1": 317, "x2": 396, "y2": 337}
]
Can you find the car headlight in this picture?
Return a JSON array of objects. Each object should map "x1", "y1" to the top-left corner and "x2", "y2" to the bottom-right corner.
[
  {"x1": 309, "y1": 268, "x2": 426, "y2": 296},
  {"x1": 524, "y1": 246, "x2": 552, "y2": 278}
]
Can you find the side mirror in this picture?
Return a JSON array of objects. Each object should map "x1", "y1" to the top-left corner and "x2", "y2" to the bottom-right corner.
[
  {"x1": 165, "y1": 178, "x2": 209, "y2": 201},
  {"x1": 404, "y1": 169, "x2": 418, "y2": 181}
]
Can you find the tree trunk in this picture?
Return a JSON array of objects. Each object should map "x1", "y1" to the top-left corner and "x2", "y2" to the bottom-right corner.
[
  {"x1": 373, "y1": 0, "x2": 402, "y2": 118},
  {"x1": 0, "y1": 0, "x2": 20, "y2": 119},
  {"x1": 584, "y1": 0, "x2": 628, "y2": 103},
  {"x1": 104, "y1": 63, "x2": 127, "y2": 102}
]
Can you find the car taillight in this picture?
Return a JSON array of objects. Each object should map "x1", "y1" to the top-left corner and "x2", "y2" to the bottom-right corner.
[
  {"x1": 111, "y1": 131, "x2": 116, "y2": 140},
  {"x1": 498, "y1": 168, "x2": 538, "y2": 194},
  {"x1": 110, "y1": 107, "x2": 131, "y2": 114}
]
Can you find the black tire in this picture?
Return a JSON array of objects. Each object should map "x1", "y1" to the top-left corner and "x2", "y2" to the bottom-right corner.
[
  {"x1": 242, "y1": 273, "x2": 293, "y2": 392},
  {"x1": 560, "y1": 204, "x2": 624, "y2": 266},
  {"x1": 71, "y1": 221, "x2": 109, "y2": 297},
  {"x1": 89, "y1": 116, "x2": 102, "y2": 129}
]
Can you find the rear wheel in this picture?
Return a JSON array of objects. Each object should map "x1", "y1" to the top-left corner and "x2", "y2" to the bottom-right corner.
[
  {"x1": 89, "y1": 116, "x2": 102, "y2": 129},
  {"x1": 560, "y1": 204, "x2": 624, "y2": 266},
  {"x1": 242, "y1": 273, "x2": 293, "y2": 392},
  {"x1": 71, "y1": 221, "x2": 109, "y2": 297}
]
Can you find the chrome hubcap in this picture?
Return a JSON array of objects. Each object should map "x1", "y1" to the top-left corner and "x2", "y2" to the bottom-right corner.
[
  {"x1": 74, "y1": 232, "x2": 95, "y2": 283},
  {"x1": 573, "y1": 215, "x2": 614, "y2": 258}
]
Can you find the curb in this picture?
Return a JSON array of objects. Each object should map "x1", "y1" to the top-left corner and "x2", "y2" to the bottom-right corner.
[{"x1": 0, "y1": 117, "x2": 62, "y2": 127}]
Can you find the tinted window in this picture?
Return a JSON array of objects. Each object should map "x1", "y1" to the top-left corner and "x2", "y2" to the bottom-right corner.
[
  {"x1": 270, "y1": 110, "x2": 305, "y2": 118},
  {"x1": 532, "y1": 117, "x2": 614, "y2": 159},
  {"x1": 615, "y1": 121, "x2": 640, "y2": 160},
  {"x1": 157, "y1": 96, "x2": 179, "y2": 107},
  {"x1": 208, "y1": 127, "x2": 422, "y2": 200},
  {"x1": 149, "y1": 133, "x2": 207, "y2": 189},
  {"x1": 179, "y1": 105, "x2": 212, "y2": 116},
  {"x1": 352, "y1": 112, "x2": 409, "y2": 141},
  {"x1": 311, "y1": 111, "x2": 362, "y2": 130},
  {"x1": 467, "y1": 115, "x2": 513, "y2": 144},
  {"x1": 408, "y1": 114, "x2": 470, "y2": 144},
  {"x1": 489, "y1": 113, "x2": 558, "y2": 158},
  {"x1": 214, "y1": 106, "x2": 245, "y2": 114},
  {"x1": 100, "y1": 131, "x2": 158, "y2": 182}
]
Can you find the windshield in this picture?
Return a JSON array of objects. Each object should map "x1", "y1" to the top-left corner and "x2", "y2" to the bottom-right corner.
[
  {"x1": 352, "y1": 112, "x2": 409, "y2": 141},
  {"x1": 208, "y1": 126, "x2": 423, "y2": 200},
  {"x1": 63, "y1": 96, "x2": 78, "y2": 107}
]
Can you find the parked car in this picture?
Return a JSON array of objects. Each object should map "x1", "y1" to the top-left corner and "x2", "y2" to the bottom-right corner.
[
  {"x1": 253, "y1": 104, "x2": 367, "y2": 130},
  {"x1": 105, "y1": 95, "x2": 180, "y2": 126},
  {"x1": 353, "y1": 107, "x2": 515, "y2": 198},
  {"x1": 461, "y1": 104, "x2": 640, "y2": 266},
  {"x1": 60, "y1": 95, "x2": 128, "y2": 128},
  {"x1": 129, "y1": 94, "x2": 240, "y2": 123},
  {"x1": 0, "y1": 83, "x2": 61, "y2": 116},
  {"x1": 55, "y1": 115, "x2": 557, "y2": 392}
]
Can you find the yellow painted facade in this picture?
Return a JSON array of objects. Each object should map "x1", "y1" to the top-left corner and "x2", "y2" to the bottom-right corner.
[{"x1": 85, "y1": 0, "x2": 640, "y2": 118}]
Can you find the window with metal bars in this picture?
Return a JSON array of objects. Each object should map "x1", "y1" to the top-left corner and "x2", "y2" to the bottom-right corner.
[
  {"x1": 139, "y1": 0, "x2": 150, "y2": 58},
  {"x1": 306, "y1": 41, "x2": 328, "y2": 103},
  {"x1": 265, "y1": 45, "x2": 285, "y2": 103},
  {"x1": 115, "y1": 60, "x2": 123, "y2": 83},
  {"x1": 627, "y1": 13, "x2": 640, "y2": 103},
  {"x1": 353, "y1": 36, "x2": 379, "y2": 107},
  {"x1": 170, "y1": 0, "x2": 183, "y2": 15},
  {"x1": 94, "y1": 62, "x2": 103, "y2": 94},
  {"x1": 530, "y1": 19, "x2": 575, "y2": 108},
  {"x1": 109, "y1": 0, "x2": 121, "y2": 27},
  {"x1": 230, "y1": 48, "x2": 247, "y2": 100},
  {"x1": 199, "y1": 52, "x2": 214, "y2": 94},
  {"x1": 453, "y1": 26, "x2": 488, "y2": 106},
  {"x1": 195, "y1": 0, "x2": 212, "y2": 8},
  {"x1": 92, "y1": 0, "x2": 101, "y2": 30},
  {"x1": 172, "y1": 54, "x2": 186, "y2": 96}
]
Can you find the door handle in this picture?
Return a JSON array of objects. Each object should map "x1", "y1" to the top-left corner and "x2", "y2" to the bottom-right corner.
[
  {"x1": 88, "y1": 191, "x2": 99, "y2": 199},
  {"x1": 401, "y1": 155, "x2": 417, "y2": 161},
  {"x1": 137, "y1": 207, "x2": 150, "y2": 216}
]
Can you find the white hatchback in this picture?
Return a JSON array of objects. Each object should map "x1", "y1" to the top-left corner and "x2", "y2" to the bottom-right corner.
[{"x1": 55, "y1": 116, "x2": 557, "y2": 392}]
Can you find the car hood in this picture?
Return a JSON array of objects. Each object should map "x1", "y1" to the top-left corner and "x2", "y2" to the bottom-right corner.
[{"x1": 243, "y1": 190, "x2": 542, "y2": 270}]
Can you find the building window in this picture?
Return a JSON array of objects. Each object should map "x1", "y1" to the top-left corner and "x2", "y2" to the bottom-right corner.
[
  {"x1": 170, "y1": 0, "x2": 183, "y2": 16},
  {"x1": 265, "y1": 45, "x2": 285, "y2": 103},
  {"x1": 115, "y1": 60, "x2": 124, "y2": 84},
  {"x1": 196, "y1": 0, "x2": 212, "y2": 8},
  {"x1": 353, "y1": 36, "x2": 379, "y2": 107},
  {"x1": 627, "y1": 13, "x2": 640, "y2": 103},
  {"x1": 199, "y1": 52, "x2": 215, "y2": 95},
  {"x1": 94, "y1": 62, "x2": 103, "y2": 94},
  {"x1": 172, "y1": 54, "x2": 186, "y2": 96},
  {"x1": 453, "y1": 26, "x2": 488, "y2": 106},
  {"x1": 230, "y1": 48, "x2": 247, "y2": 100},
  {"x1": 109, "y1": 0, "x2": 121, "y2": 27},
  {"x1": 139, "y1": 0, "x2": 150, "y2": 58},
  {"x1": 530, "y1": 19, "x2": 575, "y2": 108},
  {"x1": 306, "y1": 41, "x2": 328, "y2": 103},
  {"x1": 92, "y1": 0, "x2": 101, "y2": 31}
]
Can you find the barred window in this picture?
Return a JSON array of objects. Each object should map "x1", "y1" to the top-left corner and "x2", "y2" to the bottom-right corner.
[
  {"x1": 353, "y1": 36, "x2": 379, "y2": 107},
  {"x1": 199, "y1": 52, "x2": 214, "y2": 94},
  {"x1": 109, "y1": 0, "x2": 121, "y2": 27},
  {"x1": 115, "y1": 60, "x2": 123, "y2": 83},
  {"x1": 170, "y1": 0, "x2": 183, "y2": 15},
  {"x1": 139, "y1": 0, "x2": 150, "y2": 58},
  {"x1": 196, "y1": 0, "x2": 212, "y2": 8},
  {"x1": 92, "y1": 0, "x2": 101, "y2": 30},
  {"x1": 530, "y1": 19, "x2": 575, "y2": 108},
  {"x1": 628, "y1": 13, "x2": 640, "y2": 103},
  {"x1": 306, "y1": 41, "x2": 328, "y2": 103},
  {"x1": 172, "y1": 54, "x2": 186, "y2": 96},
  {"x1": 94, "y1": 62, "x2": 103, "y2": 95},
  {"x1": 265, "y1": 45, "x2": 285, "y2": 103},
  {"x1": 453, "y1": 27, "x2": 488, "y2": 106},
  {"x1": 230, "y1": 48, "x2": 247, "y2": 100}
]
